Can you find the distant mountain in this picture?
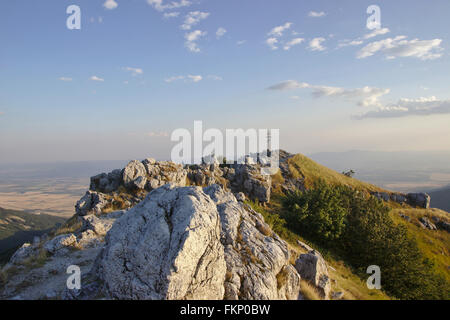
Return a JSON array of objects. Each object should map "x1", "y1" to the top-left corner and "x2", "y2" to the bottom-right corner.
[
  {"x1": 428, "y1": 185, "x2": 450, "y2": 212},
  {"x1": 0, "y1": 207, "x2": 66, "y2": 265}
]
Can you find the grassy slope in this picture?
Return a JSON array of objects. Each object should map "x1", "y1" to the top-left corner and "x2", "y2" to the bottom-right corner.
[
  {"x1": 261, "y1": 153, "x2": 449, "y2": 300},
  {"x1": 0, "y1": 207, "x2": 66, "y2": 265}
]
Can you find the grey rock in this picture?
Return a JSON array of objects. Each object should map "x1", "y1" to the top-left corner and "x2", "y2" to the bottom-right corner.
[
  {"x1": 122, "y1": 160, "x2": 147, "y2": 190},
  {"x1": 295, "y1": 250, "x2": 331, "y2": 299},
  {"x1": 43, "y1": 234, "x2": 77, "y2": 254},
  {"x1": 9, "y1": 243, "x2": 35, "y2": 265},
  {"x1": 407, "y1": 193, "x2": 431, "y2": 209},
  {"x1": 75, "y1": 191, "x2": 108, "y2": 216},
  {"x1": 419, "y1": 217, "x2": 437, "y2": 230}
]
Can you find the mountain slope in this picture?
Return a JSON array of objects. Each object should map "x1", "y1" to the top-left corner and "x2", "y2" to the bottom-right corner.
[
  {"x1": 428, "y1": 186, "x2": 450, "y2": 212},
  {"x1": 0, "y1": 208, "x2": 65, "y2": 265}
]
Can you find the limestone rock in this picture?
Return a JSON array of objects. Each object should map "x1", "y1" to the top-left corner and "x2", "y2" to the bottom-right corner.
[
  {"x1": 43, "y1": 234, "x2": 77, "y2": 255},
  {"x1": 75, "y1": 191, "x2": 108, "y2": 216},
  {"x1": 407, "y1": 193, "x2": 431, "y2": 209},
  {"x1": 295, "y1": 250, "x2": 331, "y2": 299},
  {"x1": 90, "y1": 169, "x2": 122, "y2": 193},
  {"x1": 122, "y1": 160, "x2": 147, "y2": 190},
  {"x1": 95, "y1": 184, "x2": 226, "y2": 300}
]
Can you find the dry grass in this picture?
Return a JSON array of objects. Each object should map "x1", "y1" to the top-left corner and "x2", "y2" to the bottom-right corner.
[
  {"x1": 287, "y1": 154, "x2": 385, "y2": 193},
  {"x1": 300, "y1": 280, "x2": 322, "y2": 300}
]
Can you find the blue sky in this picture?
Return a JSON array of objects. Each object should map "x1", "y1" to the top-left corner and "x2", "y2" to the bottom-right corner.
[{"x1": 1, "y1": 0, "x2": 449, "y2": 163}]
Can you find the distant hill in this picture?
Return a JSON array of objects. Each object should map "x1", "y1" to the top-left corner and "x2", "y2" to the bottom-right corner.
[
  {"x1": 0, "y1": 207, "x2": 66, "y2": 265},
  {"x1": 428, "y1": 186, "x2": 450, "y2": 212}
]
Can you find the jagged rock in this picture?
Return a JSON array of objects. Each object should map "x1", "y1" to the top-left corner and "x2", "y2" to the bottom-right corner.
[
  {"x1": 91, "y1": 184, "x2": 300, "y2": 300},
  {"x1": 295, "y1": 250, "x2": 331, "y2": 299},
  {"x1": 43, "y1": 234, "x2": 77, "y2": 255},
  {"x1": 81, "y1": 215, "x2": 115, "y2": 236},
  {"x1": 419, "y1": 217, "x2": 437, "y2": 230},
  {"x1": 90, "y1": 169, "x2": 122, "y2": 193},
  {"x1": 9, "y1": 243, "x2": 35, "y2": 265},
  {"x1": 407, "y1": 193, "x2": 431, "y2": 209},
  {"x1": 122, "y1": 160, "x2": 147, "y2": 190},
  {"x1": 296, "y1": 240, "x2": 314, "y2": 252},
  {"x1": 204, "y1": 184, "x2": 300, "y2": 300},
  {"x1": 75, "y1": 191, "x2": 108, "y2": 216},
  {"x1": 390, "y1": 193, "x2": 407, "y2": 203}
]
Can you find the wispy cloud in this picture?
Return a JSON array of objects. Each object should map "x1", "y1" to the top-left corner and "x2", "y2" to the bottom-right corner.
[
  {"x1": 208, "y1": 75, "x2": 223, "y2": 81},
  {"x1": 123, "y1": 67, "x2": 143, "y2": 76},
  {"x1": 268, "y1": 22, "x2": 292, "y2": 37},
  {"x1": 308, "y1": 37, "x2": 326, "y2": 51},
  {"x1": 163, "y1": 12, "x2": 180, "y2": 19},
  {"x1": 363, "y1": 27, "x2": 390, "y2": 39},
  {"x1": 355, "y1": 96, "x2": 450, "y2": 119},
  {"x1": 103, "y1": 0, "x2": 118, "y2": 10},
  {"x1": 308, "y1": 11, "x2": 326, "y2": 18},
  {"x1": 147, "y1": 0, "x2": 191, "y2": 12},
  {"x1": 59, "y1": 77, "x2": 73, "y2": 82},
  {"x1": 165, "y1": 75, "x2": 203, "y2": 83},
  {"x1": 283, "y1": 38, "x2": 304, "y2": 50},
  {"x1": 357, "y1": 36, "x2": 443, "y2": 60},
  {"x1": 236, "y1": 40, "x2": 246, "y2": 46},
  {"x1": 90, "y1": 76, "x2": 105, "y2": 82},
  {"x1": 267, "y1": 80, "x2": 390, "y2": 107},
  {"x1": 181, "y1": 11, "x2": 210, "y2": 30},
  {"x1": 216, "y1": 27, "x2": 227, "y2": 39},
  {"x1": 184, "y1": 30, "x2": 206, "y2": 52}
]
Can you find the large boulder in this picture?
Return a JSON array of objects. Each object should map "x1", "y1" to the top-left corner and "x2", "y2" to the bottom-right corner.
[
  {"x1": 407, "y1": 193, "x2": 431, "y2": 209},
  {"x1": 95, "y1": 184, "x2": 226, "y2": 300},
  {"x1": 92, "y1": 184, "x2": 300, "y2": 300},
  {"x1": 295, "y1": 250, "x2": 331, "y2": 299}
]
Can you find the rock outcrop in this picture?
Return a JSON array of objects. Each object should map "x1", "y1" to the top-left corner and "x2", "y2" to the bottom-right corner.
[
  {"x1": 295, "y1": 249, "x2": 331, "y2": 299},
  {"x1": 372, "y1": 191, "x2": 431, "y2": 209},
  {"x1": 88, "y1": 184, "x2": 300, "y2": 300}
]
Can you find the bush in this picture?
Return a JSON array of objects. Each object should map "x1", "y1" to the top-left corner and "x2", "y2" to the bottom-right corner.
[{"x1": 282, "y1": 181, "x2": 450, "y2": 300}]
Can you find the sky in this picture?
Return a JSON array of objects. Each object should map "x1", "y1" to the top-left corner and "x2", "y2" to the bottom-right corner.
[{"x1": 0, "y1": 0, "x2": 450, "y2": 163}]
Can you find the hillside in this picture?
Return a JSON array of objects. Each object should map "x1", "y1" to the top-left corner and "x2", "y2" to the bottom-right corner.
[
  {"x1": 1, "y1": 153, "x2": 449, "y2": 300},
  {"x1": 428, "y1": 186, "x2": 450, "y2": 212},
  {"x1": 0, "y1": 208, "x2": 66, "y2": 265}
]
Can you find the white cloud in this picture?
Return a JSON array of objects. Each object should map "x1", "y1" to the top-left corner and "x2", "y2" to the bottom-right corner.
[
  {"x1": 308, "y1": 37, "x2": 326, "y2": 51},
  {"x1": 356, "y1": 96, "x2": 450, "y2": 119},
  {"x1": 184, "y1": 30, "x2": 206, "y2": 52},
  {"x1": 216, "y1": 27, "x2": 227, "y2": 39},
  {"x1": 308, "y1": 11, "x2": 326, "y2": 18},
  {"x1": 268, "y1": 22, "x2": 292, "y2": 37},
  {"x1": 267, "y1": 80, "x2": 390, "y2": 107},
  {"x1": 163, "y1": 12, "x2": 180, "y2": 18},
  {"x1": 266, "y1": 37, "x2": 278, "y2": 50},
  {"x1": 236, "y1": 40, "x2": 246, "y2": 46},
  {"x1": 283, "y1": 38, "x2": 304, "y2": 50},
  {"x1": 337, "y1": 39, "x2": 364, "y2": 48},
  {"x1": 147, "y1": 0, "x2": 191, "y2": 12},
  {"x1": 357, "y1": 36, "x2": 443, "y2": 60},
  {"x1": 123, "y1": 67, "x2": 143, "y2": 76},
  {"x1": 59, "y1": 77, "x2": 72, "y2": 82},
  {"x1": 363, "y1": 27, "x2": 390, "y2": 39},
  {"x1": 103, "y1": 0, "x2": 118, "y2": 10},
  {"x1": 90, "y1": 76, "x2": 104, "y2": 82},
  {"x1": 181, "y1": 11, "x2": 210, "y2": 30},
  {"x1": 165, "y1": 75, "x2": 203, "y2": 83}
]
